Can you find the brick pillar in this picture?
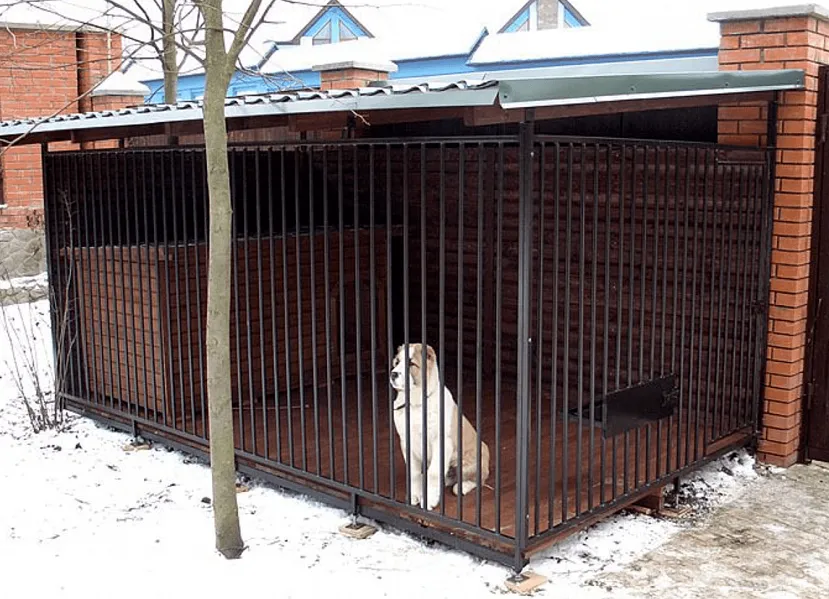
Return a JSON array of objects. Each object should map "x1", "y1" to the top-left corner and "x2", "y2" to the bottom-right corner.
[
  {"x1": 710, "y1": 5, "x2": 829, "y2": 466},
  {"x1": 89, "y1": 71, "x2": 148, "y2": 149},
  {"x1": 312, "y1": 60, "x2": 397, "y2": 91}
]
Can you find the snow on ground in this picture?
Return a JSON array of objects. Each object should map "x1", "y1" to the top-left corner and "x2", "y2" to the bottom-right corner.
[{"x1": 0, "y1": 299, "x2": 763, "y2": 598}]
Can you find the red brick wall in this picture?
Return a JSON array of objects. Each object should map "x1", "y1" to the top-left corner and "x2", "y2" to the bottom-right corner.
[
  {"x1": 0, "y1": 28, "x2": 124, "y2": 228},
  {"x1": 716, "y1": 13, "x2": 828, "y2": 466}
]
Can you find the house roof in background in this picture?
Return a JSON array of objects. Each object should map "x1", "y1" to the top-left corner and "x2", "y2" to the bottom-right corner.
[{"x1": 0, "y1": 69, "x2": 805, "y2": 144}]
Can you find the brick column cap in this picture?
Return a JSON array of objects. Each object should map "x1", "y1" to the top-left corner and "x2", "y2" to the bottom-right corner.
[
  {"x1": 708, "y1": 3, "x2": 829, "y2": 22},
  {"x1": 90, "y1": 71, "x2": 149, "y2": 98},
  {"x1": 311, "y1": 59, "x2": 398, "y2": 74}
]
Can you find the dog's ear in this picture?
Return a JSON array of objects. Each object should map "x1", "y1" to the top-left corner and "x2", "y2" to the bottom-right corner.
[
  {"x1": 395, "y1": 344, "x2": 405, "y2": 357},
  {"x1": 426, "y1": 345, "x2": 436, "y2": 364}
]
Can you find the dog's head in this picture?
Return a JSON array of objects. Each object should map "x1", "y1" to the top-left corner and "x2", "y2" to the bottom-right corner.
[{"x1": 389, "y1": 343, "x2": 438, "y2": 404}]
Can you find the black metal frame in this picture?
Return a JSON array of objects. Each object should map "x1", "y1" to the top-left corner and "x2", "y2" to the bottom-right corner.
[{"x1": 42, "y1": 123, "x2": 775, "y2": 572}]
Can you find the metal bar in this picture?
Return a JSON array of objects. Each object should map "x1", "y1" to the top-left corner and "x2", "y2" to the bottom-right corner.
[
  {"x1": 322, "y1": 147, "x2": 332, "y2": 476},
  {"x1": 168, "y1": 150, "x2": 186, "y2": 434},
  {"x1": 628, "y1": 145, "x2": 637, "y2": 489},
  {"x1": 79, "y1": 155, "x2": 100, "y2": 409},
  {"x1": 294, "y1": 148, "x2": 307, "y2": 471},
  {"x1": 420, "y1": 142, "x2": 428, "y2": 510},
  {"x1": 266, "y1": 149, "x2": 282, "y2": 462},
  {"x1": 678, "y1": 147, "x2": 691, "y2": 470},
  {"x1": 457, "y1": 141, "x2": 466, "y2": 520},
  {"x1": 576, "y1": 142, "x2": 586, "y2": 514},
  {"x1": 550, "y1": 141, "x2": 561, "y2": 523},
  {"x1": 369, "y1": 146, "x2": 379, "y2": 492},
  {"x1": 652, "y1": 147, "x2": 662, "y2": 476},
  {"x1": 723, "y1": 165, "x2": 738, "y2": 438},
  {"x1": 705, "y1": 156, "x2": 719, "y2": 449},
  {"x1": 281, "y1": 148, "x2": 295, "y2": 467},
  {"x1": 733, "y1": 165, "x2": 750, "y2": 431},
  {"x1": 670, "y1": 147, "x2": 681, "y2": 472},
  {"x1": 136, "y1": 153, "x2": 153, "y2": 421},
  {"x1": 385, "y1": 143, "x2": 395, "y2": 499},
  {"x1": 337, "y1": 146, "x2": 347, "y2": 481},
  {"x1": 73, "y1": 155, "x2": 92, "y2": 404},
  {"x1": 439, "y1": 142, "x2": 447, "y2": 515},
  {"x1": 514, "y1": 113, "x2": 535, "y2": 571},
  {"x1": 714, "y1": 165, "x2": 732, "y2": 441},
  {"x1": 642, "y1": 146, "x2": 651, "y2": 483},
  {"x1": 589, "y1": 143, "x2": 599, "y2": 507},
  {"x1": 602, "y1": 143, "x2": 611, "y2": 502},
  {"x1": 179, "y1": 151, "x2": 196, "y2": 436},
  {"x1": 695, "y1": 150, "x2": 711, "y2": 459},
  {"x1": 495, "y1": 141, "x2": 504, "y2": 532},
  {"x1": 403, "y1": 143, "x2": 412, "y2": 505},
  {"x1": 149, "y1": 153, "x2": 167, "y2": 426},
  {"x1": 686, "y1": 148, "x2": 699, "y2": 468},
  {"x1": 615, "y1": 144, "x2": 625, "y2": 500},
  {"x1": 745, "y1": 163, "x2": 763, "y2": 435},
  {"x1": 534, "y1": 141, "x2": 546, "y2": 532},
  {"x1": 256, "y1": 148, "x2": 268, "y2": 459},
  {"x1": 563, "y1": 142, "x2": 573, "y2": 521},
  {"x1": 353, "y1": 144, "x2": 364, "y2": 490},
  {"x1": 229, "y1": 152, "x2": 244, "y2": 451},
  {"x1": 307, "y1": 147, "x2": 321, "y2": 474},
  {"x1": 475, "y1": 142, "x2": 484, "y2": 526}
]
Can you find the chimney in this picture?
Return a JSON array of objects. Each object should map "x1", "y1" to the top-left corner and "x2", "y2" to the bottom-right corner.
[
  {"x1": 312, "y1": 59, "x2": 398, "y2": 91},
  {"x1": 90, "y1": 71, "x2": 149, "y2": 112},
  {"x1": 537, "y1": 0, "x2": 560, "y2": 30}
]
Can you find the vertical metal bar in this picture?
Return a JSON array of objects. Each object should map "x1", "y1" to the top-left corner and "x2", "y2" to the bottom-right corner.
[
  {"x1": 695, "y1": 150, "x2": 711, "y2": 459},
  {"x1": 256, "y1": 149, "x2": 268, "y2": 459},
  {"x1": 294, "y1": 149, "x2": 307, "y2": 470},
  {"x1": 369, "y1": 145, "x2": 379, "y2": 492},
  {"x1": 385, "y1": 143, "x2": 395, "y2": 499},
  {"x1": 420, "y1": 143, "x2": 429, "y2": 509},
  {"x1": 514, "y1": 114, "x2": 535, "y2": 572},
  {"x1": 723, "y1": 166, "x2": 738, "y2": 437},
  {"x1": 91, "y1": 154, "x2": 112, "y2": 412},
  {"x1": 745, "y1": 163, "x2": 763, "y2": 432},
  {"x1": 194, "y1": 151, "x2": 207, "y2": 439},
  {"x1": 534, "y1": 141, "x2": 545, "y2": 531},
  {"x1": 438, "y1": 142, "x2": 447, "y2": 515},
  {"x1": 628, "y1": 146, "x2": 637, "y2": 488},
  {"x1": 670, "y1": 147, "x2": 682, "y2": 471},
  {"x1": 337, "y1": 146, "x2": 347, "y2": 481},
  {"x1": 576, "y1": 143, "x2": 585, "y2": 515},
  {"x1": 149, "y1": 154, "x2": 167, "y2": 425},
  {"x1": 281, "y1": 148, "x2": 295, "y2": 467},
  {"x1": 230, "y1": 152, "x2": 244, "y2": 450},
  {"x1": 139, "y1": 152, "x2": 158, "y2": 423},
  {"x1": 353, "y1": 145, "x2": 364, "y2": 490},
  {"x1": 475, "y1": 142, "x2": 484, "y2": 526},
  {"x1": 678, "y1": 147, "x2": 692, "y2": 470},
  {"x1": 495, "y1": 141, "x2": 504, "y2": 531},
  {"x1": 113, "y1": 155, "x2": 130, "y2": 415},
  {"x1": 179, "y1": 151, "x2": 196, "y2": 436},
  {"x1": 41, "y1": 147, "x2": 62, "y2": 410},
  {"x1": 322, "y1": 147, "x2": 332, "y2": 476},
  {"x1": 642, "y1": 146, "x2": 651, "y2": 483},
  {"x1": 589, "y1": 143, "x2": 599, "y2": 508},
  {"x1": 714, "y1": 166, "x2": 732, "y2": 440},
  {"x1": 168, "y1": 151, "x2": 187, "y2": 433},
  {"x1": 268, "y1": 149, "x2": 282, "y2": 462},
  {"x1": 457, "y1": 142, "x2": 466, "y2": 520},
  {"x1": 652, "y1": 146, "x2": 662, "y2": 477},
  {"x1": 73, "y1": 155, "x2": 92, "y2": 404},
  {"x1": 403, "y1": 143, "x2": 411, "y2": 504},
  {"x1": 562, "y1": 143, "x2": 572, "y2": 521},
  {"x1": 686, "y1": 148, "x2": 699, "y2": 466},
  {"x1": 76, "y1": 155, "x2": 95, "y2": 406},
  {"x1": 602, "y1": 143, "x2": 611, "y2": 503},
  {"x1": 705, "y1": 156, "x2": 719, "y2": 449},
  {"x1": 615, "y1": 145, "x2": 626, "y2": 499},
  {"x1": 662, "y1": 148, "x2": 673, "y2": 471},
  {"x1": 309, "y1": 146, "x2": 321, "y2": 474},
  {"x1": 734, "y1": 166, "x2": 751, "y2": 430},
  {"x1": 550, "y1": 142, "x2": 561, "y2": 521}
]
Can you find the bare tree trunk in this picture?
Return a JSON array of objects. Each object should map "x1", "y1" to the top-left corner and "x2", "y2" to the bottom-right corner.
[
  {"x1": 199, "y1": 0, "x2": 244, "y2": 560},
  {"x1": 162, "y1": 0, "x2": 178, "y2": 104}
]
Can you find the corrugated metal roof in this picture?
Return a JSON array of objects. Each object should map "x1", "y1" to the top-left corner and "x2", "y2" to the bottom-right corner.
[{"x1": 0, "y1": 71, "x2": 805, "y2": 144}]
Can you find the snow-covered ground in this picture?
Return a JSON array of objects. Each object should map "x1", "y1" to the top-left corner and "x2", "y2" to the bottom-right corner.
[{"x1": 0, "y1": 299, "x2": 765, "y2": 598}]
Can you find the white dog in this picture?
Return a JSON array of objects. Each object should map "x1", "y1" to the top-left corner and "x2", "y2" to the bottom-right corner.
[{"x1": 389, "y1": 343, "x2": 490, "y2": 510}]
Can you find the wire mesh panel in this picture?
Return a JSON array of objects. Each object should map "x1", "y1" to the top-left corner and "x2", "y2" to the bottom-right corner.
[{"x1": 42, "y1": 133, "x2": 772, "y2": 570}]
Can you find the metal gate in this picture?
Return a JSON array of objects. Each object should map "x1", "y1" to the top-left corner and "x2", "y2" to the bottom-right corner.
[
  {"x1": 806, "y1": 66, "x2": 829, "y2": 462},
  {"x1": 42, "y1": 127, "x2": 773, "y2": 570}
]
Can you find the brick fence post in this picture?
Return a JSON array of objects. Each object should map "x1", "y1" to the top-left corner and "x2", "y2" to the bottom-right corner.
[
  {"x1": 709, "y1": 5, "x2": 829, "y2": 466},
  {"x1": 312, "y1": 60, "x2": 397, "y2": 91}
]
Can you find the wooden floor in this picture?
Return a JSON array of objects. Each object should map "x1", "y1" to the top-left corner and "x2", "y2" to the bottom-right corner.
[{"x1": 161, "y1": 374, "x2": 748, "y2": 542}]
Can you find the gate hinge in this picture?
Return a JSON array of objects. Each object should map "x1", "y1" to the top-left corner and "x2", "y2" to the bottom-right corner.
[
  {"x1": 821, "y1": 113, "x2": 829, "y2": 145},
  {"x1": 806, "y1": 381, "x2": 815, "y2": 410}
]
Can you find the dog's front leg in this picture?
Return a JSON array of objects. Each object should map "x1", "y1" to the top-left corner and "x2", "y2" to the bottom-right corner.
[
  {"x1": 407, "y1": 455, "x2": 424, "y2": 507},
  {"x1": 425, "y1": 437, "x2": 451, "y2": 510}
]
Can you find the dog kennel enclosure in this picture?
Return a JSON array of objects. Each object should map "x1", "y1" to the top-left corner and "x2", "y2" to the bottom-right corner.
[{"x1": 6, "y1": 73, "x2": 802, "y2": 571}]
